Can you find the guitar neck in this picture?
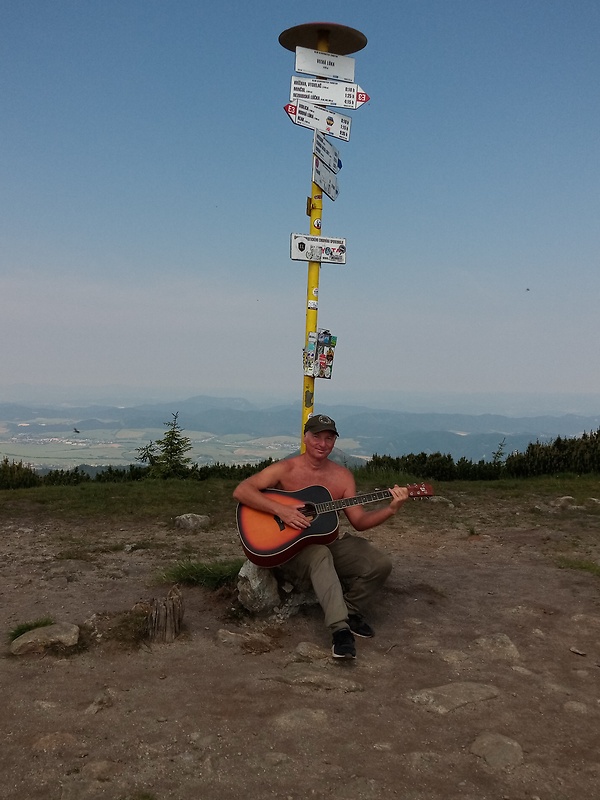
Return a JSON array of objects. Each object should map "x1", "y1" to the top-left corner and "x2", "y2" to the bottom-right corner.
[
  {"x1": 311, "y1": 483, "x2": 432, "y2": 516},
  {"x1": 314, "y1": 489, "x2": 393, "y2": 515}
]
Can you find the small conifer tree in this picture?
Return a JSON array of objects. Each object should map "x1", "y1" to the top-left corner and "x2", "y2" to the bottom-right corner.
[{"x1": 136, "y1": 412, "x2": 193, "y2": 478}]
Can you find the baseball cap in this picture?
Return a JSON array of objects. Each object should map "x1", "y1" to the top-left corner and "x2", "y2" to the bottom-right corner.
[{"x1": 303, "y1": 414, "x2": 339, "y2": 436}]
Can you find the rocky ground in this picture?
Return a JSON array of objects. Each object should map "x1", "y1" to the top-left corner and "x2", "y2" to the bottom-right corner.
[{"x1": 1, "y1": 485, "x2": 600, "y2": 800}]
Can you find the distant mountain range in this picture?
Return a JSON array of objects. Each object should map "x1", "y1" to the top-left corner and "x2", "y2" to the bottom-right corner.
[{"x1": 1, "y1": 395, "x2": 599, "y2": 463}]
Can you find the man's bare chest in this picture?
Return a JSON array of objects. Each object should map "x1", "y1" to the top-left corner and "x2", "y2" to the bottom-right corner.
[{"x1": 278, "y1": 463, "x2": 346, "y2": 500}]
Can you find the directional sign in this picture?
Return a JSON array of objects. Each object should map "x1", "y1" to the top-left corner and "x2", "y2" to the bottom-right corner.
[
  {"x1": 290, "y1": 76, "x2": 370, "y2": 109},
  {"x1": 313, "y1": 156, "x2": 339, "y2": 201},
  {"x1": 284, "y1": 100, "x2": 351, "y2": 142},
  {"x1": 291, "y1": 234, "x2": 346, "y2": 264},
  {"x1": 295, "y1": 46, "x2": 355, "y2": 83},
  {"x1": 313, "y1": 131, "x2": 342, "y2": 174}
]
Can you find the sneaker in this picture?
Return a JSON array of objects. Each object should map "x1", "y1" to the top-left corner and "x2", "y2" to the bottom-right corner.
[
  {"x1": 332, "y1": 628, "x2": 356, "y2": 659},
  {"x1": 348, "y1": 614, "x2": 375, "y2": 639}
]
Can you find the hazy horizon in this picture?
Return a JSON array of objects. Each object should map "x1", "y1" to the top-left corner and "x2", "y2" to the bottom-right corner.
[{"x1": 2, "y1": 383, "x2": 599, "y2": 419}]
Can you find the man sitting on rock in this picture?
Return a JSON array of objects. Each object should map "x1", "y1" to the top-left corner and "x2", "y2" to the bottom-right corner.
[{"x1": 233, "y1": 414, "x2": 409, "y2": 659}]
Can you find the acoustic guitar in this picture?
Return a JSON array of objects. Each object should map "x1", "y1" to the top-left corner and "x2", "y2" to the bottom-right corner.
[{"x1": 236, "y1": 483, "x2": 433, "y2": 568}]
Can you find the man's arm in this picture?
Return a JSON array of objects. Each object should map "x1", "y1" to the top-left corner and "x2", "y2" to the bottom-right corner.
[
  {"x1": 343, "y1": 483, "x2": 410, "y2": 532},
  {"x1": 233, "y1": 462, "x2": 310, "y2": 530}
]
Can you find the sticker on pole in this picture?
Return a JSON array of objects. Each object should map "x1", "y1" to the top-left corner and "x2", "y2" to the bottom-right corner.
[{"x1": 291, "y1": 234, "x2": 346, "y2": 264}]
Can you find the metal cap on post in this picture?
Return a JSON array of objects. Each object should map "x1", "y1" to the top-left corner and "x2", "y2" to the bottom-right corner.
[{"x1": 279, "y1": 22, "x2": 367, "y2": 55}]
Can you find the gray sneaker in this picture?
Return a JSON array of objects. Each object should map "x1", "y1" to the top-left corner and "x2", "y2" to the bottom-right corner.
[{"x1": 332, "y1": 628, "x2": 356, "y2": 659}]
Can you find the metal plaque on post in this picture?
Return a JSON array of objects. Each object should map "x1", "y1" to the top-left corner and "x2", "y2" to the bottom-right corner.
[
  {"x1": 313, "y1": 156, "x2": 339, "y2": 201},
  {"x1": 284, "y1": 100, "x2": 351, "y2": 142},
  {"x1": 313, "y1": 131, "x2": 342, "y2": 174},
  {"x1": 294, "y1": 46, "x2": 356, "y2": 82},
  {"x1": 291, "y1": 234, "x2": 347, "y2": 264}
]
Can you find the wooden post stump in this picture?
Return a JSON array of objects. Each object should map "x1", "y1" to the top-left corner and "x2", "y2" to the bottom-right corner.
[{"x1": 146, "y1": 585, "x2": 184, "y2": 643}]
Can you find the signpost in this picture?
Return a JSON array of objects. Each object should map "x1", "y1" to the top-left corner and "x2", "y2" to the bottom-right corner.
[
  {"x1": 278, "y1": 22, "x2": 368, "y2": 448},
  {"x1": 284, "y1": 100, "x2": 351, "y2": 142},
  {"x1": 290, "y1": 76, "x2": 370, "y2": 109}
]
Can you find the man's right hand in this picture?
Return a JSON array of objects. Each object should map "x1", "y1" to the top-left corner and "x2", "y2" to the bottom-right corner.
[{"x1": 276, "y1": 504, "x2": 311, "y2": 530}]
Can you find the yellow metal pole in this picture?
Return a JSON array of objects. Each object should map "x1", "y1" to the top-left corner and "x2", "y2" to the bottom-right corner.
[{"x1": 300, "y1": 29, "x2": 329, "y2": 451}]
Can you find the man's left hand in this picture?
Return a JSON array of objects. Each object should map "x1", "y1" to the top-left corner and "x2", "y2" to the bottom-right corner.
[{"x1": 389, "y1": 484, "x2": 409, "y2": 512}]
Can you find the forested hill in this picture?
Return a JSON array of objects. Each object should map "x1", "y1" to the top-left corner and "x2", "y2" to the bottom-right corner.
[{"x1": 1, "y1": 396, "x2": 598, "y2": 462}]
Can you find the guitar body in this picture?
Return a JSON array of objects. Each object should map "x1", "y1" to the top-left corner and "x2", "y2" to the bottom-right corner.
[{"x1": 236, "y1": 486, "x2": 339, "y2": 568}]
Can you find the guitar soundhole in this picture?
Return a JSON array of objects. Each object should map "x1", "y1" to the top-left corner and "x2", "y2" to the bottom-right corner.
[{"x1": 273, "y1": 515, "x2": 286, "y2": 532}]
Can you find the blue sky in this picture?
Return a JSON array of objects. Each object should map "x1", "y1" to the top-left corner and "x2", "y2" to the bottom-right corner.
[{"x1": 1, "y1": 0, "x2": 599, "y2": 413}]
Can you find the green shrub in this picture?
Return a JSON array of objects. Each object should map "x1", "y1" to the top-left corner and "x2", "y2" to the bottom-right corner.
[
  {"x1": 0, "y1": 457, "x2": 42, "y2": 489},
  {"x1": 159, "y1": 559, "x2": 245, "y2": 588}
]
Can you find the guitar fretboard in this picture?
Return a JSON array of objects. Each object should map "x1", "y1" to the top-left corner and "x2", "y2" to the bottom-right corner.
[
  {"x1": 313, "y1": 489, "x2": 393, "y2": 515},
  {"x1": 311, "y1": 483, "x2": 431, "y2": 515}
]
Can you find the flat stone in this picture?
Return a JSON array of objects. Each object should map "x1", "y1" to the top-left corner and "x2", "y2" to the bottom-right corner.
[
  {"x1": 267, "y1": 664, "x2": 363, "y2": 693},
  {"x1": 471, "y1": 732, "x2": 523, "y2": 768},
  {"x1": 407, "y1": 681, "x2": 500, "y2": 713},
  {"x1": 473, "y1": 632, "x2": 520, "y2": 661}
]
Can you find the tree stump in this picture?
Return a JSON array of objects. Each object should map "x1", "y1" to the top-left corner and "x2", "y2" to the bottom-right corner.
[{"x1": 145, "y1": 585, "x2": 184, "y2": 643}]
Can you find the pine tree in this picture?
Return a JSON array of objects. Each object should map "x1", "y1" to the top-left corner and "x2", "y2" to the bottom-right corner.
[{"x1": 136, "y1": 412, "x2": 193, "y2": 478}]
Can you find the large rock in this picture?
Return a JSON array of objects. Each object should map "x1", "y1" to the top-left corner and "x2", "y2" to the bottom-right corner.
[
  {"x1": 174, "y1": 513, "x2": 210, "y2": 530},
  {"x1": 10, "y1": 622, "x2": 80, "y2": 655},
  {"x1": 237, "y1": 561, "x2": 281, "y2": 613},
  {"x1": 237, "y1": 560, "x2": 319, "y2": 617}
]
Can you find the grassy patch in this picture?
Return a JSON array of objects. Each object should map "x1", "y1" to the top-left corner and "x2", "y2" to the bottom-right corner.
[
  {"x1": 8, "y1": 616, "x2": 54, "y2": 642},
  {"x1": 159, "y1": 558, "x2": 245, "y2": 589},
  {"x1": 556, "y1": 557, "x2": 600, "y2": 577},
  {"x1": 0, "y1": 477, "x2": 238, "y2": 525}
]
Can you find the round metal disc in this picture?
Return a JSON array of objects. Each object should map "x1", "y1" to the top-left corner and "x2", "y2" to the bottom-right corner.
[{"x1": 279, "y1": 22, "x2": 367, "y2": 55}]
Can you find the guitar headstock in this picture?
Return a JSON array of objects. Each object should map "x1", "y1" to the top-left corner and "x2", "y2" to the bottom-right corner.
[{"x1": 407, "y1": 483, "x2": 434, "y2": 499}]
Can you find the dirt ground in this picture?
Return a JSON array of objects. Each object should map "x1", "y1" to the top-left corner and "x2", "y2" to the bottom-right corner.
[{"x1": 1, "y1": 486, "x2": 600, "y2": 800}]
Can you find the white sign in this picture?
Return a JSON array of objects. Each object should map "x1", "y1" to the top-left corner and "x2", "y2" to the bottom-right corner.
[
  {"x1": 291, "y1": 234, "x2": 346, "y2": 264},
  {"x1": 313, "y1": 131, "x2": 342, "y2": 174},
  {"x1": 295, "y1": 46, "x2": 355, "y2": 82},
  {"x1": 313, "y1": 156, "x2": 339, "y2": 201},
  {"x1": 290, "y1": 76, "x2": 370, "y2": 109},
  {"x1": 284, "y1": 100, "x2": 351, "y2": 142}
]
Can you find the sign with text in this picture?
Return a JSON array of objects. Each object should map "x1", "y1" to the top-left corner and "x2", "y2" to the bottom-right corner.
[
  {"x1": 291, "y1": 234, "x2": 347, "y2": 264},
  {"x1": 295, "y1": 46, "x2": 355, "y2": 82},
  {"x1": 284, "y1": 100, "x2": 351, "y2": 142},
  {"x1": 290, "y1": 76, "x2": 370, "y2": 109},
  {"x1": 313, "y1": 131, "x2": 342, "y2": 174},
  {"x1": 313, "y1": 156, "x2": 339, "y2": 201}
]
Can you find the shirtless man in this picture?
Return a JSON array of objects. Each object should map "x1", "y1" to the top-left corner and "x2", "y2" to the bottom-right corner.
[{"x1": 233, "y1": 414, "x2": 409, "y2": 659}]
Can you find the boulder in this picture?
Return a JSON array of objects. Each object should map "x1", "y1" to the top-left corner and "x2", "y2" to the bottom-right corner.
[
  {"x1": 11, "y1": 622, "x2": 80, "y2": 655},
  {"x1": 174, "y1": 513, "x2": 210, "y2": 530}
]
